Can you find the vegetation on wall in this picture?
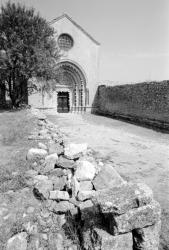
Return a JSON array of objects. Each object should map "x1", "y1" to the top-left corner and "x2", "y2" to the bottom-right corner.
[{"x1": 93, "y1": 81, "x2": 169, "y2": 129}]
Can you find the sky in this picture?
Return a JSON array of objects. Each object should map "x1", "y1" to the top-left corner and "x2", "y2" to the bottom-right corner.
[{"x1": 1, "y1": 0, "x2": 169, "y2": 83}]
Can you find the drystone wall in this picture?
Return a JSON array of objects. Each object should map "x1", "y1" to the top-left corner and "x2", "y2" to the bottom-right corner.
[
  {"x1": 4, "y1": 109, "x2": 161, "y2": 250},
  {"x1": 92, "y1": 81, "x2": 169, "y2": 130}
]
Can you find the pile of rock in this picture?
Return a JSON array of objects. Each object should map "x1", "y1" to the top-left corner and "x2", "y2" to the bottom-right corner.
[{"x1": 5, "y1": 110, "x2": 161, "y2": 250}]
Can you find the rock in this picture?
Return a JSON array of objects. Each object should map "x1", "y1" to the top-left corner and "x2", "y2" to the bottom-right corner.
[
  {"x1": 106, "y1": 200, "x2": 161, "y2": 235},
  {"x1": 48, "y1": 141, "x2": 64, "y2": 155},
  {"x1": 51, "y1": 176, "x2": 67, "y2": 190},
  {"x1": 50, "y1": 201, "x2": 76, "y2": 213},
  {"x1": 23, "y1": 222, "x2": 38, "y2": 234},
  {"x1": 44, "y1": 153, "x2": 58, "y2": 172},
  {"x1": 90, "y1": 228, "x2": 133, "y2": 250},
  {"x1": 33, "y1": 175, "x2": 48, "y2": 184},
  {"x1": 38, "y1": 142, "x2": 48, "y2": 150},
  {"x1": 49, "y1": 190, "x2": 69, "y2": 200},
  {"x1": 33, "y1": 179, "x2": 53, "y2": 199},
  {"x1": 48, "y1": 168, "x2": 67, "y2": 177},
  {"x1": 79, "y1": 181, "x2": 93, "y2": 191},
  {"x1": 37, "y1": 113, "x2": 47, "y2": 120},
  {"x1": 64, "y1": 143, "x2": 88, "y2": 159},
  {"x1": 6, "y1": 232, "x2": 27, "y2": 250},
  {"x1": 75, "y1": 160, "x2": 96, "y2": 181},
  {"x1": 26, "y1": 148, "x2": 48, "y2": 161},
  {"x1": 92, "y1": 164, "x2": 125, "y2": 191},
  {"x1": 48, "y1": 232, "x2": 64, "y2": 250},
  {"x1": 93, "y1": 182, "x2": 153, "y2": 215},
  {"x1": 56, "y1": 156, "x2": 75, "y2": 169},
  {"x1": 133, "y1": 220, "x2": 161, "y2": 250},
  {"x1": 25, "y1": 169, "x2": 38, "y2": 178},
  {"x1": 78, "y1": 190, "x2": 96, "y2": 201},
  {"x1": 71, "y1": 176, "x2": 80, "y2": 197}
]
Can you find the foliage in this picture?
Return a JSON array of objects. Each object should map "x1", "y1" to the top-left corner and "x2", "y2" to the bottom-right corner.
[{"x1": 0, "y1": 1, "x2": 60, "y2": 107}]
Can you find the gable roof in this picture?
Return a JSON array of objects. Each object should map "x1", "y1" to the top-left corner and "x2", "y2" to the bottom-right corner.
[{"x1": 49, "y1": 13, "x2": 100, "y2": 46}]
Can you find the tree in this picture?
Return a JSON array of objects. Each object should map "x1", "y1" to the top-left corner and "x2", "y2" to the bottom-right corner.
[{"x1": 0, "y1": 1, "x2": 60, "y2": 107}]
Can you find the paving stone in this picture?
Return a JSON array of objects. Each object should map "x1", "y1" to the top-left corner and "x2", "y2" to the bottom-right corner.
[
  {"x1": 133, "y1": 220, "x2": 161, "y2": 250},
  {"x1": 26, "y1": 148, "x2": 48, "y2": 161},
  {"x1": 93, "y1": 182, "x2": 153, "y2": 215},
  {"x1": 49, "y1": 190, "x2": 69, "y2": 200},
  {"x1": 90, "y1": 228, "x2": 133, "y2": 250},
  {"x1": 64, "y1": 143, "x2": 88, "y2": 159},
  {"x1": 6, "y1": 232, "x2": 27, "y2": 250},
  {"x1": 106, "y1": 200, "x2": 161, "y2": 235},
  {"x1": 75, "y1": 160, "x2": 96, "y2": 181},
  {"x1": 92, "y1": 164, "x2": 125, "y2": 191}
]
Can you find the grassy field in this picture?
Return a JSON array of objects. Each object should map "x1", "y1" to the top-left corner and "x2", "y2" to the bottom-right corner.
[{"x1": 0, "y1": 109, "x2": 36, "y2": 192}]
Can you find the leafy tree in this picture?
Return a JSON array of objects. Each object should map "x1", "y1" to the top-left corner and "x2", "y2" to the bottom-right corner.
[{"x1": 0, "y1": 1, "x2": 60, "y2": 107}]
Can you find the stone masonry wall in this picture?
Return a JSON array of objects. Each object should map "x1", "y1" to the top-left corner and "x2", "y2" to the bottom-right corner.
[
  {"x1": 4, "y1": 109, "x2": 161, "y2": 250},
  {"x1": 92, "y1": 81, "x2": 169, "y2": 130}
]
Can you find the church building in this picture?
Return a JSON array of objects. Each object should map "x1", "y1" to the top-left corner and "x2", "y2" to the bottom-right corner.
[{"x1": 29, "y1": 14, "x2": 100, "y2": 112}]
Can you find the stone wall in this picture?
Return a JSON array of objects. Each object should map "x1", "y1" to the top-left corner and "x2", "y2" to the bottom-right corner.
[{"x1": 92, "y1": 81, "x2": 169, "y2": 130}]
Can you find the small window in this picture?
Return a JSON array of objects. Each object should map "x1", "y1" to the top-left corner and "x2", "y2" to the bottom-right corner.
[{"x1": 58, "y1": 34, "x2": 74, "y2": 51}]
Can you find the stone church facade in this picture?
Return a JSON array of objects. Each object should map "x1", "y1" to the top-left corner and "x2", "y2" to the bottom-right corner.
[{"x1": 29, "y1": 14, "x2": 100, "y2": 112}]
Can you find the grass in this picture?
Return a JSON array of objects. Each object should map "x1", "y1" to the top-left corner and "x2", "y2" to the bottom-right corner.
[{"x1": 0, "y1": 109, "x2": 37, "y2": 192}]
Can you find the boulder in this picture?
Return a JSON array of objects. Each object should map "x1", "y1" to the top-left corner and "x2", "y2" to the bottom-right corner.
[
  {"x1": 90, "y1": 228, "x2": 133, "y2": 250},
  {"x1": 64, "y1": 143, "x2": 88, "y2": 159},
  {"x1": 93, "y1": 182, "x2": 153, "y2": 215},
  {"x1": 79, "y1": 181, "x2": 93, "y2": 191},
  {"x1": 48, "y1": 168, "x2": 67, "y2": 177},
  {"x1": 75, "y1": 160, "x2": 96, "y2": 181},
  {"x1": 51, "y1": 176, "x2": 67, "y2": 190},
  {"x1": 133, "y1": 220, "x2": 161, "y2": 250},
  {"x1": 48, "y1": 142, "x2": 64, "y2": 155},
  {"x1": 78, "y1": 190, "x2": 96, "y2": 201},
  {"x1": 106, "y1": 200, "x2": 161, "y2": 235},
  {"x1": 33, "y1": 179, "x2": 53, "y2": 200},
  {"x1": 38, "y1": 142, "x2": 48, "y2": 151},
  {"x1": 50, "y1": 201, "x2": 76, "y2": 213},
  {"x1": 6, "y1": 232, "x2": 27, "y2": 250},
  {"x1": 56, "y1": 156, "x2": 75, "y2": 169},
  {"x1": 26, "y1": 148, "x2": 48, "y2": 161},
  {"x1": 49, "y1": 190, "x2": 69, "y2": 201},
  {"x1": 92, "y1": 164, "x2": 125, "y2": 191},
  {"x1": 44, "y1": 153, "x2": 58, "y2": 172}
]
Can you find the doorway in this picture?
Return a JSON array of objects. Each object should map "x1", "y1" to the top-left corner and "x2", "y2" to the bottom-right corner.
[{"x1": 57, "y1": 92, "x2": 70, "y2": 113}]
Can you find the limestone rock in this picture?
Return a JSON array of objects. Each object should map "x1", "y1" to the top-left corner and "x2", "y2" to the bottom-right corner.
[
  {"x1": 44, "y1": 153, "x2": 58, "y2": 172},
  {"x1": 38, "y1": 142, "x2": 48, "y2": 150},
  {"x1": 71, "y1": 176, "x2": 80, "y2": 197},
  {"x1": 107, "y1": 200, "x2": 161, "y2": 235},
  {"x1": 6, "y1": 232, "x2": 27, "y2": 250},
  {"x1": 34, "y1": 179, "x2": 53, "y2": 200},
  {"x1": 75, "y1": 160, "x2": 96, "y2": 181},
  {"x1": 91, "y1": 228, "x2": 133, "y2": 250},
  {"x1": 93, "y1": 182, "x2": 153, "y2": 215},
  {"x1": 48, "y1": 168, "x2": 67, "y2": 177},
  {"x1": 79, "y1": 181, "x2": 93, "y2": 191},
  {"x1": 92, "y1": 164, "x2": 125, "y2": 191},
  {"x1": 64, "y1": 143, "x2": 88, "y2": 159},
  {"x1": 48, "y1": 232, "x2": 64, "y2": 250},
  {"x1": 49, "y1": 190, "x2": 69, "y2": 201},
  {"x1": 51, "y1": 176, "x2": 67, "y2": 190},
  {"x1": 26, "y1": 148, "x2": 48, "y2": 161},
  {"x1": 78, "y1": 190, "x2": 96, "y2": 201},
  {"x1": 50, "y1": 201, "x2": 76, "y2": 213},
  {"x1": 133, "y1": 220, "x2": 161, "y2": 250},
  {"x1": 48, "y1": 141, "x2": 64, "y2": 155},
  {"x1": 56, "y1": 156, "x2": 75, "y2": 169}
]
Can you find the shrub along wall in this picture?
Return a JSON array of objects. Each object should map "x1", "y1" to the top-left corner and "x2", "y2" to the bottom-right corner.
[{"x1": 92, "y1": 80, "x2": 169, "y2": 130}]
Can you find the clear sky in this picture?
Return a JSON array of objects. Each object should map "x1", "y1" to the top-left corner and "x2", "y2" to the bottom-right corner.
[{"x1": 1, "y1": 0, "x2": 169, "y2": 83}]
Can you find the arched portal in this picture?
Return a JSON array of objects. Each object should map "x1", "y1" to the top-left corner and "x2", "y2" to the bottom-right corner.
[{"x1": 55, "y1": 61, "x2": 88, "y2": 112}]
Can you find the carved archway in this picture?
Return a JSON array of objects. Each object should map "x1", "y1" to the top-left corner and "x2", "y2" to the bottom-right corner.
[{"x1": 55, "y1": 61, "x2": 88, "y2": 112}]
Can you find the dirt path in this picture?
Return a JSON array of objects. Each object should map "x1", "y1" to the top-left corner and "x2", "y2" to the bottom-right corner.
[{"x1": 47, "y1": 112, "x2": 169, "y2": 249}]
